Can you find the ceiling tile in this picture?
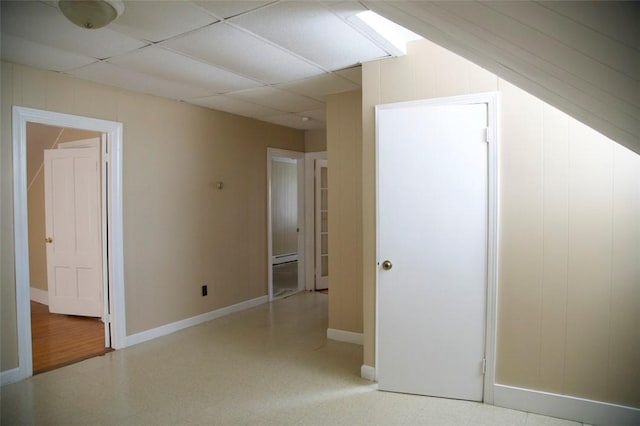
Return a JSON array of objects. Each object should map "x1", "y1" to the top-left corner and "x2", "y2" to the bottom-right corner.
[
  {"x1": 187, "y1": 95, "x2": 284, "y2": 118},
  {"x1": 162, "y1": 23, "x2": 324, "y2": 84},
  {"x1": 68, "y1": 62, "x2": 216, "y2": 100},
  {"x1": 230, "y1": 2, "x2": 388, "y2": 70},
  {"x1": 109, "y1": 1, "x2": 218, "y2": 43},
  {"x1": 1, "y1": 34, "x2": 97, "y2": 72},
  {"x1": 260, "y1": 114, "x2": 326, "y2": 130},
  {"x1": 1, "y1": 1, "x2": 146, "y2": 59},
  {"x1": 335, "y1": 66, "x2": 362, "y2": 85},
  {"x1": 194, "y1": 1, "x2": 273, "y2": 19},
  {"x1": 227, "y1": 87, "x2": 323, "y2": 113},
  {"x1": 276, "y1": 73, "x2": 360, "y2": 101},
  {"x1": 109, "y1": 47, "x2": 262, "y2": 93}
]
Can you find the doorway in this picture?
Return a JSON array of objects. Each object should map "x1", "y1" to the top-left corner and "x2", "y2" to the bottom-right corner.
[
  {"x1": 26, "y1": 123, "x2": 109, "y2": 373},
  {"x1": 267, "y1": 148, "x2": 305, "y2": 301},
  {"x1": 10, "y1": 107, "x2": 126, "y2": 384},
  {"x1": 376, "y1": 93, "x2": 498, "y2": 401}
]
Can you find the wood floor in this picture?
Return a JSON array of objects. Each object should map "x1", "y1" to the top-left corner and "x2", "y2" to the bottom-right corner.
[{"x1": 31, "y1": 301, "x2": 110, "y2": 374}]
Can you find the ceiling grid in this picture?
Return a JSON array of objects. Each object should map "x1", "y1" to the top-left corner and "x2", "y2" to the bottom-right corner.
[{"x1": 1, "y1": 0, "x2": 413, "y2": 130}]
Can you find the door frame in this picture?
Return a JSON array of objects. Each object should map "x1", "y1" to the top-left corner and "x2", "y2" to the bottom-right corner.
[
  {"x1": 304, "y1": 152, "x2": 326, "y2": 291},
  {"x1": 11, "y1": 106, "x2": 126, "y2": 383},
  {"x1": 267, "y1": 148, "x2": 305, "y2": 301},
  {"x1": 374, "y1": 92, "x2": 499, "y2": 403}
]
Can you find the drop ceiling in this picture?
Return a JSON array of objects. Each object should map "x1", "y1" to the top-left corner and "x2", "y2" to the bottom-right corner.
[{"x1": 1, "y1": 1, "x2": 410, "y2": 130}]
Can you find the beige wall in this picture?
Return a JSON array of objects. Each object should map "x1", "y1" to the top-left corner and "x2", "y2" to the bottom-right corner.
[
  {"x1": 326, "y1": 90, "x2": 363, "y2": 333},
  {"x1": 304, "y1": 129, "x2": 327, "y2": 153},
  {"x1": 27, "y1": 124, "x2": 101, "y2": 293},
  {"x1": 362, "y1": 39, "x2": 640, "y2": 407},
  {"x1": 271, "y1": 160, "x2": 298, "y2": 257},
  {"x1": 1, "y1": 62, "x2": 305, "y2": 372}
]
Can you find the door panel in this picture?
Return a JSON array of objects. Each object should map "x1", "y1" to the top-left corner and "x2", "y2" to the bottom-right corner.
[
  {"x1": 377, "y1": 102, "x2": 488, "y2": 401},
  {"x1": 45, "y1": 147, "x2": 102, "y2": 317}
]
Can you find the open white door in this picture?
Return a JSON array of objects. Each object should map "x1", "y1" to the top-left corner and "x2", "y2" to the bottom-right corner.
[
  {"x1": 44, "y1": 145, "x2": 103, "y2": 317},
  {"x1": 315, "y1": 160, "x2": 329, "y2": 290},
  {"x1": 377, "y1": 100, "x2": 489, "y2": 401}
]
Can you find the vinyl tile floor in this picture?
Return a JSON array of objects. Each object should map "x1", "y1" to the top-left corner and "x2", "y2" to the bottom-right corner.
[{"x1": 2, "y1": 292, "x2": 591, "y2": 426}]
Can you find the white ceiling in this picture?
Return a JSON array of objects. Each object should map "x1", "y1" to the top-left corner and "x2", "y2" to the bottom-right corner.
[{"x1": 1, "y1": 0, "x2": 406, "y2": 130}]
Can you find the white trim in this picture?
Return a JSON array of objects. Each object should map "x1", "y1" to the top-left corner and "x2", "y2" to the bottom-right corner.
[
  {"x1": 494, "y1": 384, "x2": 640, "y2": 426},
  {"x1": 126, "y1": 295, "x2": 268, "y2": 347},
  {"x1": 0, "y1": 368, "x2": 22, "y2": 386},
  {"x1": 304, "y1": 152, "x2": 327, "y2": 291},
  {"x1": 327, "y1": 328, "x2": 364, "y2": 345},
  {"x1": 30, "y1": 287, "x2": 48, "y2": 305},
  {"x1": 361, "y1": 364, "x2": 377, "y2": 382},
  {"x1": 11, "y1": 106, "x2": 127, "y2": 383},
  {"x1": 374, "y1": 93, "x2": 499, "y2": 402},
  {"x1": 267, "y1": 148, "x2": 306, "y2": 302},
  {"x1": 272, "y1": 253, "x2": 298, "y2": 265}
]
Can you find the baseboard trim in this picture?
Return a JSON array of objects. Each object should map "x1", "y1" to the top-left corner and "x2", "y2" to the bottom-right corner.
[
  {"x1": 0, "y1": 368, "x2": 22, "y2": 386},
  {"x1": 494, "y1": 384, "x2": 640, "y2": 426},
  {"x1": 126, "y1": 295, "x2": 268, "y2": 347},
  {"x1": 361, "y1": 364, "x2": 376, "y2": 382},
  {"x1": 326, "y1": 328, "x2": 363, "y2": 345},
  {"x1": 272, "y1": 253, "x2": 298, "y2": 265},
  {"x1": 30, "y1": 287, "x2": 48, "y2": 305}
]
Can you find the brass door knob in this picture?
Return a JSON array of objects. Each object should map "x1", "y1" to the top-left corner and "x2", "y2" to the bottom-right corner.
[
  {"x1": 382, "y1": 260, "x2": 393, "y2": 270},
  {"x1": 45, "y1": 237, "x2": 53, "y2": 243}
]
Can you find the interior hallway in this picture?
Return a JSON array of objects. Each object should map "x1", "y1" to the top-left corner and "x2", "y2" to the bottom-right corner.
[{"x1": 4, "y1": 293, "x2": 588, "y2": 425}]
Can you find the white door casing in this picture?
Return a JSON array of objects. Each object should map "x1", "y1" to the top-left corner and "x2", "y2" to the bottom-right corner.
[
  {"x1": 376, "y1": 95, "x2": 498, "y2": 402},
  {"x1": 267, "y1": 148, "x2": 305, "y2": 301},
  {"x1": 7, "y1": 106, "x2": 126, "y2": 385},
  {"x1": 44, "y1": 146, "x2": 103, "y2": 317},
  {"x1": 315, "y1": 159, "x2": 329, "y2": 290}
]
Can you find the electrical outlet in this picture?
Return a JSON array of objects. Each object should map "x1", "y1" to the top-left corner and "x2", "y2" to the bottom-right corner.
[{"x1": 201, "y1": 285, "x2": 208, "y2": 296}]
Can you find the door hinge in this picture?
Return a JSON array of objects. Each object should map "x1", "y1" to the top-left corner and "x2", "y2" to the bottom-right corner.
[
  {"x1": 482, "y1": 358, "x2": 487, "y2": 374},
  {"x1": 104, "y1": 313, "x2": 111, "y2": 324},
  {"x1": 103, "y1": 153, "x2": 110, "y2": 163}
]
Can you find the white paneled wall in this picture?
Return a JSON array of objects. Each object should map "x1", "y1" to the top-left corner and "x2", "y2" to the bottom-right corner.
[
  {"x1": 362, "y1": 38, "x2": 640, "y2": 409},
  {"x1": 497, "y1": 79, "x2": 640, "y2": 408}
]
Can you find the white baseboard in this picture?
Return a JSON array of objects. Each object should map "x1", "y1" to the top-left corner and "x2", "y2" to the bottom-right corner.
[
  {"x1": 30, "y1": 287, "x2": 48, "y2": 305},
  {"x1": 361, "y1": 364, "x2": 376, "y2": 382},
  {"x1": 494, "y1": 384, "x2": 640, "y2": 426},
  {"x1": 326, "y1": 328, "x2": 363, "y2": 345},
  {"x1": 272, "y1": 253, "x2": 298, "y2": 265},
  {"x1": 126, "y1": 295, "x2": 268, "y2": 347},
  {"x1": 0, "y1": 368, "x2": 22, "y2": 386}
]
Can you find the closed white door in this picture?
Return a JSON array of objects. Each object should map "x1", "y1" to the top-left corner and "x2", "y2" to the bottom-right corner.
[
  {"x1": 44, "y1": 146, "x2": 103, "y2": 317},
  {"x1": 315, "y1": 160, "x2": 329, "y2": 290},
  {"x1": 377, "y1": 102, "x2": 488, "y2": 401}
]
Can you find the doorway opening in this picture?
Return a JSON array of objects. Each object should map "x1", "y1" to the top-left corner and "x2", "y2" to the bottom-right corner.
[
  {"x1": 267, "y1": 148, "x2": 305, "y2": 301},
  {"x1": 9, "y1": 106, "x2": 126, "y2": 385},
  {"x1": 26, "y1": 123, "x2": 110, "y2": 373}
]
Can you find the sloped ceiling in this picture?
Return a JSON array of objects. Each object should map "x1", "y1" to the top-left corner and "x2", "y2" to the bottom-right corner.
[
  {"x1": 2, "y1": 1, "x2": 638, "y2": 155},
  {"x1": 364, "y1": 1, "x2": 640, "y2": 156}
]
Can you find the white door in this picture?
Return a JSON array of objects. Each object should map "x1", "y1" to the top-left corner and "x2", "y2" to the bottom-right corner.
[
  {"x1": 44, "y1": 146, "x2": 103, "y2": 317},
  {"x1": 315, "y1": 160, "x2": 329, "y2": 290},
  {"x1": 377, "y1": 101, "x2": 488, "y2": 401}
]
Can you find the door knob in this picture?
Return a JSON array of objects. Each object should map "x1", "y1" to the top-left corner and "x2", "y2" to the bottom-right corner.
[
  {"x1": 382, "y1": 260, "x2": 393, "y2": 270},
  {"x1": 45, "y1": 237, "x2": 53, "y2": 243}
]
